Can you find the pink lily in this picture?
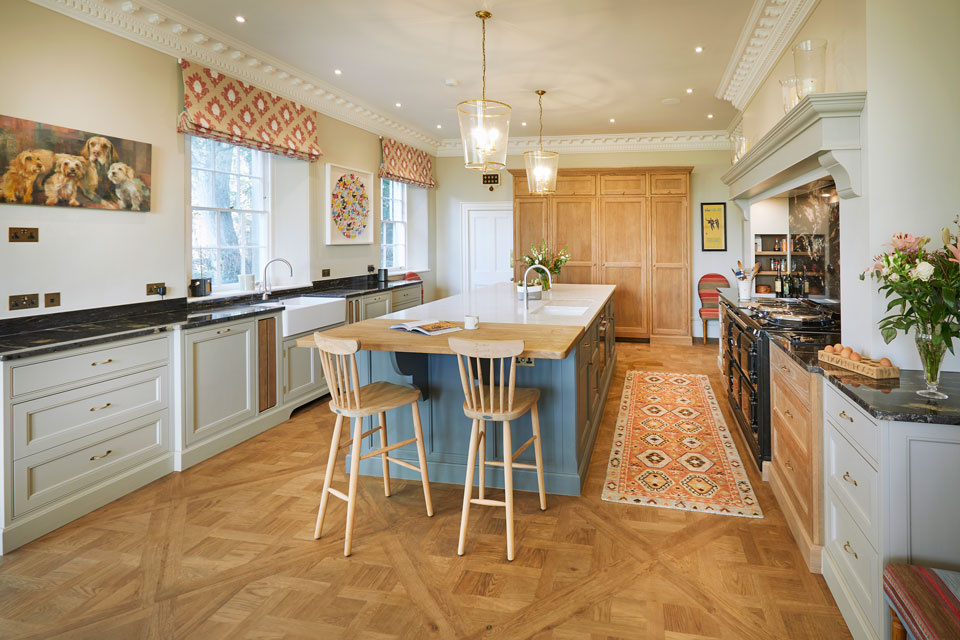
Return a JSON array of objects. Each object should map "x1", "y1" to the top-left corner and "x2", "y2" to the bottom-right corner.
[
  {"x1": 946, "y1": 242, "x2": 960, "y2": 266},
  {"x1": 886, "y1": 232, "x2": 927, "y2": 253}
]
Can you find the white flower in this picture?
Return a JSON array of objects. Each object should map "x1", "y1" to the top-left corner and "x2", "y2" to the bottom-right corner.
[
  {"x1": 882, "y1": 266, "x2": 891, "y2": 276},
  {"x1": 889, "y1": 273, "x2": 900, "y2": 282},
  {"x1": 914, "y1": 261, "x2": 935, "y2": 281}
]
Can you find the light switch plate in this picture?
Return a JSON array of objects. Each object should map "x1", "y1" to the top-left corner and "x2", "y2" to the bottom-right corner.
[
  {"x1": 321, "y1": 268, "x2": 331, "y2": 277},
  {"x1": 45, "y1": 292, "x2": 61, "y2": 307}
]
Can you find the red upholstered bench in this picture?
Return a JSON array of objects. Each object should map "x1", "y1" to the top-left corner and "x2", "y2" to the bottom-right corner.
[{"x1": 883, "y1": 564, "x2": 960, "y2": 640}]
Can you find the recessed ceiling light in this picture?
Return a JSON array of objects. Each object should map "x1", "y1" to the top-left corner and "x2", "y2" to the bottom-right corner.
[
  {"x1": 235, "y1": 15, "x2": 245, "y2": 23},
  {"x1": 662, "y1": 98, "x2": 680, "y2": 105},
  {"x1": 334, "y1": 69, "x2": 342, "y2": 75},
  {"x1": 686, "y1": 88, "x2": 694, "y2": 94},
  {"x1": 695, "y1": 46, "x2": 703, "y2": 53},
  {"x1": 443, "y1": 78, "x2": 461, "y2": 87},
  {"x1": 395, "y1": 102, "x2": 402, "y2": 108},
  {"x1": 436, "y1": 124, "x2": 442, "y2": 129},
  {"x1": 521, "y1": 122, "x2": 527, "y2": 126},
  {"x1": 707, "y1": 113, "x2": 714, "y2": 119},
  {"x1": 609, "y1": 118, "x2": 615, "y2": 123}
]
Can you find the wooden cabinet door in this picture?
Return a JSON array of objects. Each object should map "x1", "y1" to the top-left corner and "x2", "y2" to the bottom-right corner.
[
  {"x1": 650, "y1": 196, "x2": 690, "y2": 341},
  {"x1": 514, "y1": 197, "x2": 549, "y2": 279},
  {"x1": 650, "y1": 173, "x2": 689, "y2": 195},
  {"x1": 600, "y1": 174, "x2": 646, "y2": 195},
  {"x1": 599, "y1": 197, "x2": 648, "y2": 338},
  {"x1": 552, "y1": 197, "x2": 596, "y2": 284},
  {"x1": 554, "y1": 173, "x2": 597, "y2": 196},
  {"x1": 257, "y1": 317, "x2": 278, "y2": 412}
]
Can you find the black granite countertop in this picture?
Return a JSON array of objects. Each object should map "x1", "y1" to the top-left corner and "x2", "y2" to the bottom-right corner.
[
  {"x1": 768, "y1": 334, "x2": 960, "y2": 425},
  {"x1": 0, "y1": 276, "x2": 423, "y2": 362}
]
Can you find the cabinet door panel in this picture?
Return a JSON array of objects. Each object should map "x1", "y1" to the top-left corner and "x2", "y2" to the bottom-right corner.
[
  {"x1": 603, "y1": 266, "x2": 646, "y2": 337},
  {"x1": 651, "y1": 196, "x2": 690, "y2": 339},
  {"x1": 651, "y1": 267, "x2": 688, "y2": 336},
  {"x1": 283, "y1": 337, "x2": 324, "y2": 404},
  {"x1": 258, "y1": 317, "x2": 277, "y2": 412},
  {"x1": 554, "y1": 174, "x2": 596, "y2": 196},
  {"x1": 650, "y1": 173, "x2": 688, "y2": 195},
  {"x1": 600, "y1": 174, "x2": 646, "y2": 195},
  {"x1": 361, "y1": 294, "x2": 390, "y2": 320},
  {"x1": 552, "y1": 197, "x2": 596, "y2": 284},
  {"x1": 600, "y1": 197, "x2": 648, "y2": 338},
  {"x1": 651, "y1": 197, "x2": 687, "y2": 265},
  {"x1": 514, "y1": 198, "x2": 549, "y2": 279}
]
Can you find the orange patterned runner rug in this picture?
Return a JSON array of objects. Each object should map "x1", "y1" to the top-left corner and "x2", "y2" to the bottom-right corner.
[{"x1": 602, "y1": 371, "x2": 763, "y2": 518}]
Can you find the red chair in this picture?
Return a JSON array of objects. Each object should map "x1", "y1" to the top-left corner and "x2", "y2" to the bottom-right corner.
[{"x1": 697, "y1": 273, "x2": 730, "y2": 344}]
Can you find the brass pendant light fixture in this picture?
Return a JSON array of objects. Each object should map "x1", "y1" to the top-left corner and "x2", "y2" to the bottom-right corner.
[
  {"x1": 457, "y1": 10, "x2": 511, "y2": 171},
  {"x1": 523, "y1": 90, "x2": 559, "y2": 194}
]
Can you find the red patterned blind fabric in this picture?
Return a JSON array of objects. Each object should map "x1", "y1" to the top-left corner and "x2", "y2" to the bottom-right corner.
[
  {"x1": 378, "y1": 138, "x2": 436, "y2": 189},
  {"x1": 177, "y1": 60, "x2": 322, "y2": 162}
]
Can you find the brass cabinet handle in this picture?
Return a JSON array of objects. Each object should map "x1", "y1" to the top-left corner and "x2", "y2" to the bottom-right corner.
[
  {"x1": 784, "y1": 460, "x2": 794, "y2": 471},
  {"x1": 89, "y1": 402, "x2": 113, "y2": 412},
  {"x1": 784, "y1": 409, "x2": 794, "y2": 419},
  {"x1": 90, "y1": 450, "x2": 113, "y2": 461},
  {"x1": 842, "y1": 471, "x2": 858, "y2": 487},
  {"x1": 90, "y1": 358, "x2": 114, "y2": 366},
  {"x1": 216, "y1": 327, "x2": 232, "y2": 335},
  {"x1": 839, "y1": 410, "x2": 854, "y2": 423},
  {"x1": 780, "y1": 365, "x2": 790, "y2": 373},
  {"x1": 843, "y1": 541, "x2": 859, "y2": 559}
]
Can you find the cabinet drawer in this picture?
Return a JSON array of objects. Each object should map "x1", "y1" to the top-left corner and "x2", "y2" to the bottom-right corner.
[
  {"x1": 826, "y1": 489, "x2": 880, "y2": 630},
  {"x1": 771, "y1": 378, "x2": 813, "y2": 456},
  {"x1": 392, "y1": 285, "x2": 421, "y2": 304},
  {"x1": 650, "y1": 173, "x2": 688, "y2": 195},
  {"x1": 770, "y1": 345, "x2": 811, "y2": 402},
  {"x1": 772, "y1": 420, "x2": 812, "y2": 525},
  {"x1": 11, "y1": 337, "x2": 168, "y2": 397},
  {"x1": 825, "y1": 424, "x2": 880, "y2": 547},
  {"x1": 12, "y1": 367, "x2": 168, "y2": 459},
  {"x1": 14, "y1": 410, "x2": 169, "y2": 517},
  {"x1": 600, "y1": 174, "x2": 646, "y2": 195},
  {"x1": 824, "y1": 385, "x2": 879, "y2": 463}
]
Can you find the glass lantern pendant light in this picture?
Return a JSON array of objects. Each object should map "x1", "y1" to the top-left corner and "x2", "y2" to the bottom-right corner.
[
  {"x1": 457, "y1": 10, "x2": 511, "y2": 171},
  {"x1": 523, "y1": 90, "x2": 560, "y2": 194}
]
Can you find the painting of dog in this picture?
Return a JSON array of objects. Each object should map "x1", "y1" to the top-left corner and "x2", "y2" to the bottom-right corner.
[{"x1": 0, "y1": 114, "x2": 151, "y2": 211}]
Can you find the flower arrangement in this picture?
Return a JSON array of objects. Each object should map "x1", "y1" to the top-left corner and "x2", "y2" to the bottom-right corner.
[
  {"x1": 520, "y1": 239, "x2": 571, "y2": 290},
  {"x1": 861, "y1": 219, "x2": 960, "y2": 398}
]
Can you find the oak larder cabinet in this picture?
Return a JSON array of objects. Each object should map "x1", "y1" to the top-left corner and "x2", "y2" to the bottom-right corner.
[{"x1": 510, "y1": 168, "x2": 692, "y2": 343}]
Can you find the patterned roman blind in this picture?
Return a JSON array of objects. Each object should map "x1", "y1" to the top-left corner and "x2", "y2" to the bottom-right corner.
[
  {"x1": 378, "y1": 137, "x2": 437, "y2": 189},
  {"x1": 177, "y1": 60, "x2": 322, "y2": 161}
]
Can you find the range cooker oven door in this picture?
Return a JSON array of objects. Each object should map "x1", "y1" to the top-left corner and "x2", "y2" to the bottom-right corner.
[{"x1": 725, "y1": 313, "x2": 762, "y2": 466}]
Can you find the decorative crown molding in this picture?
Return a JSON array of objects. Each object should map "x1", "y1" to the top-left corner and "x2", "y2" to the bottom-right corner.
[
  {"x1": 715, "y1": 0, "x2": 819, "y2": 111},
  {"x1": 26, "y1": 0, "x2": 443, "y2": 155},
  {"x1": 436, "y1": 131, "x2": 733, "y2": 157}
]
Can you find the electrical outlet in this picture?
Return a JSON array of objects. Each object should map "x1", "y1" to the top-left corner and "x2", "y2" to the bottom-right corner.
[
  {"x1": 8, "y1": 227, "x2": 39, "y2": 242},
  {"x1": 45, "y1": 292, "x2": 60, "y2": 307},
  {"x1": 367, "y1": 264, "x2": 375, "y2": 273},
  {"x1": 146, "y1": 282, "x2": 165, "y2": 296},
  {"x1": 516, "y1": 356, "x2": 535, "y2": 367},
  {"x1": 9, "y1": 294, "x2": 39, "y2": 311},
  {"x1": 321, "y1": 268, "x2": 331, "y2": 277}
]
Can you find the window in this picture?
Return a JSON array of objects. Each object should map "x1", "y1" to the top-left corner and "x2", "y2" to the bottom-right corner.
[
  {"x1": 381, "y1": 179, "x2": 406, "y2": 271},
  {"x1": 189, "y1": 137, "x2": 270, "y2": 290}
]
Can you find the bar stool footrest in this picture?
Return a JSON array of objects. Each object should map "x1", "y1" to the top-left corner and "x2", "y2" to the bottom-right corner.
[
  {"x1": 470, "y1": 498, "x2": 506, "y2": 507},
  {"x1": 512, "y1": 436, "x2": 536, "y2": 461},
  {"x1": 483, "y1": 460, "x2": 538, "y2": 470},
  {"x1": 360, "y1": 437, "x2": 417, "y2": 460},
  {"x1": 327, "y1": 488, "x2": 349, "y2": 502},
  {"x1": 384, "y1": 456, "x2": 422, "y2": 473}
]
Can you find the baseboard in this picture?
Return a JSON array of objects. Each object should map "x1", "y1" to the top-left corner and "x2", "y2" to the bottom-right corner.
[
  {"x1": 1, "y1": 453, "x2": 174, "y2": 555},
  {"x1": 175, "y1": 404, "x2": 298, "y2": 471},
  {"x1": 769, "y1": 464, "x2": 823, "y2": 573},
  {"x1": 822, "y1": 551, "x2": 880, "y2": 640},
  {"x1": 762, "y1": 460, "x2": 771, "y2": 482}
]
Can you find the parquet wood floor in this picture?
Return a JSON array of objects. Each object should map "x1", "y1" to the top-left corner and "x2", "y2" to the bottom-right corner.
[{"x1": 0, "y1": 343, "x2": 852, "y2": 639}]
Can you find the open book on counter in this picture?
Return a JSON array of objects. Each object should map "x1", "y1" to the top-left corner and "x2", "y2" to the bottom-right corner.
[{"x1": 389, "y1": 319, "x2": 462, "y2": 336}]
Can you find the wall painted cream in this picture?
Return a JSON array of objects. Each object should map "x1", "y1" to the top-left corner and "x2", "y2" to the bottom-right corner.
[
  {"x1": 0, "y1": 1, "x2": 437, "y2": 319},
  {"x1": 740, "y1": 0, "x2": 867, "y2": 144},
  {"x1": 436, "y1": 149, "x2": 740, "y2": 338}
]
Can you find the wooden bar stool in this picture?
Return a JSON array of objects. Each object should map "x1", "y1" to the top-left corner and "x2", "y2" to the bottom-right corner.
[
  {"x1": 449, "y1": 337, "x2": 547, "y2": 562},
  {"x1": 312, "y1": 334, "x2": 433, "y2": 556}
]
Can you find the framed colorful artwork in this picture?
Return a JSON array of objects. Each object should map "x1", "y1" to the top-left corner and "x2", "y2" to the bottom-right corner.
[
  {"x1": 0, "y1": 114, "x2": 151, "y2": 211},
  {"x1": 325, "y1": 163, "x2": 374, "y2": 245},
  {"x1": 701, "y1": 202, "x2": 727, "y2": 251}
]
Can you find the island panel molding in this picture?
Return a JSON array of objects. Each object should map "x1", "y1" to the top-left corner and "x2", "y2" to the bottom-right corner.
[{"x1": 714, "y1": 0, "x2": 820, "y2": 111}]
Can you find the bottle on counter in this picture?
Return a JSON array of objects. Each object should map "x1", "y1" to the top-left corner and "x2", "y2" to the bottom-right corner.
[
  {"x1": 774, "y1": 264, "x2": 783, "y2": 298},
  {"x1": 774, "y1": 238, "x2": 780, "y2": 252},
  {"x1": 802, "y1": 267, "x2": 810, "y2": 297},
  {"x1": 783, "y1": 271, "x2": 792, "y2": 298}
]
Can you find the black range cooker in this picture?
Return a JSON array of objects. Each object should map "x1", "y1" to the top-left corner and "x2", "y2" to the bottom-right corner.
[{"x1": 719, "y1": 297, "x2": 840, "y2": 469}]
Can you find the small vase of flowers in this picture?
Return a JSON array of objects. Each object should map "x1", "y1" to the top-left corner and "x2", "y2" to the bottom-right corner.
[
  {"x1": 520, "y1": 239, "x2": 571, "y2": 291},
  {"x1": 862, "y1": 219, "x2": 960, "y2": 399}
]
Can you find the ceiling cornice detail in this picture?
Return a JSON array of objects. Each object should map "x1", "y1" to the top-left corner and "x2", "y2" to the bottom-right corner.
[
  {"x1": 436, "y1": 131, "x2": 734, "y2": 157},
  {"x1": 715, "y1": 0, "x2": 819, "y2": 111},
  {"x1": 26, "y1": 0, "x2": 444, "y2": 154}
]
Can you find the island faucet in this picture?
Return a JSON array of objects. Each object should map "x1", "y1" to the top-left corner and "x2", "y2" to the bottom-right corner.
[
  {"x1": 261, "y1": 258, "x2": 293, "y2": 300},
  {"x1": 522, "y1": 264, "x2": 553, "y2": 309}
]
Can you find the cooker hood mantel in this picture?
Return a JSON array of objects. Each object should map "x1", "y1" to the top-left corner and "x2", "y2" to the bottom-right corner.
[{"x1": 722, "y1": 92, "x2": 866, "y2": 217}]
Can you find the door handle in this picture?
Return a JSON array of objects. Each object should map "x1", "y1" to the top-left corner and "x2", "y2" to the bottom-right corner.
[
  {"x1": 216, "y1": 327, "x2": 232, "y2": 335},
  {"x1": 784, "y1": 409, "x2": 794, "y2": 419},
  {"x1": 843, "y1": 541, "x2": 858, "y2": 560},
  {"x1": 90, "y1": 358, "x2": 114, "y2": 366},
  {"x1": 89, "y1": 402, "x2": 113, "y2": 412},
  {"x1": 90, "y1": 450, "x2": 113, "y2": 461},
  {"x1": 842, "y1": 471, "x2": 858, "y2": 487},
  {"x1": 784, "y1": 460, "x2": 794, "y2": 471},
  {"x1": 838, "y1": 410, "x2": 854, "y2": 423}
]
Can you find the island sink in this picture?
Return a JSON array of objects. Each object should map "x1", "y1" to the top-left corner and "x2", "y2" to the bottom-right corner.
[
  {"x1": 259, "y1": 296, "x2": 345, "y2": 337},
  {"x1": 532, "y1": 300, "x2": 592, "y2": 316}
]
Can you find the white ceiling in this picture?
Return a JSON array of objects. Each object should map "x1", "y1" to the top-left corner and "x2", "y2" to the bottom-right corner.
[{"x1": 157, "y1": 0, "x2": 752, "y2": 138}]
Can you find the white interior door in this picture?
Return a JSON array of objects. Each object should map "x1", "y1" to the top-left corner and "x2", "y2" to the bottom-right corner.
[{"x1": 461, "y1": 203, "x2": 513, "y2": 292}]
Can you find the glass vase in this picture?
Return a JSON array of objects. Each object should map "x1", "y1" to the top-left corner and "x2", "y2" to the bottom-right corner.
[
  {"x1": 538, "y1": 271, "x2": 552, "y2": 291},
  {"x1": 915, "y1": 331, "x2": 948, "y2": 399}
]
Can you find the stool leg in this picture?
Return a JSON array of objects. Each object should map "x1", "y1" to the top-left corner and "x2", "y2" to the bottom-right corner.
[
  {"x1": 378, "y1": 411, "x2": 391, "y2": 498},
  {"x1": 503, "y1": 420, "x2": 515, "y2": 562},
  {"x1": 315, "y1": 413, "x2": 344, "y2": 539},
  {"x1": 530, "y1": 403, "x2": 547, "y2": 511},
  {"x1": 410, "y1": 400, "x2": 433, "y2": 517},
  {"x1": 478, "y1": 420, "x2": 487, "y2": 500},
  {"x1": 890, "y1": 607, "x2": 906, "y2": 640},
  {"x1": 344, "y1": 417, "x2": 363, "y2": 557},
  {"x1": 458, "y1": 419, "x2": 480, "y2": 556}
]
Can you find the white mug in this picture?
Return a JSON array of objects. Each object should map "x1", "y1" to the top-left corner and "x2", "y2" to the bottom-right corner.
[
  {"x1": 240, "y1": 274, "x2": 255, "y2": 292},
  {"x1": 464, "y1": 315, "x2": 479, "y2": 330}
]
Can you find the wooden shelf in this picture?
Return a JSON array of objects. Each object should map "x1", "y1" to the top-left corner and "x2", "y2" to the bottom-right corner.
[{"x1": 756, "y1": 251, "x2": 786, "y2": 256}]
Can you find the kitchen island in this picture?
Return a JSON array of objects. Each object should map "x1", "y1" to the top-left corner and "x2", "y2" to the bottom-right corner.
[{"x1": 297, "y1": 283, "x2": 616, "y2": 495}]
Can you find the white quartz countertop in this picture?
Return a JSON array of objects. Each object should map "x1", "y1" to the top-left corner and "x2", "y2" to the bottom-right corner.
[{"x1": 383, "y1": 283, "x2": 616, "y2": 327}]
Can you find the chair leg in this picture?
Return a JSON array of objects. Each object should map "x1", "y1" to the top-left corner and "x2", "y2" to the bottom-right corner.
[
  {"x1": 890, "y1": 606, "x2": 906, "y2": 640},
  {"x1": 378, "y1": 411, "x2": 391, "y2": 498},
  {"x1": 530, "y1": 403, "x2": 547, "y2": 511},
  {"x1": 702, "y1": 318, "x2": 708, "y2": 345},
  {"x1": 502, "y1": 420, "x2": 515, "y2": 562},
  {"x1": 410, "y1": 400, "x2": 433, "y2": 517},
  {"x1": 457, "y1": 419, "x2": 480, "y2": 556},
  {"x1": 343, "y1": 417, "x2": 363, "y2": 557},
  {"x1": 478, "y1": 420, "x2": 486, "y2": 501},
  {"x1": 315, "y1": 413, "x2": 344, "y2": 539}
]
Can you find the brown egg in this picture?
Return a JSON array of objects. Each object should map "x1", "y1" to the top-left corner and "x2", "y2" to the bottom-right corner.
[
  {"x1": 879, "y1": 357, "x2": 892, "y2": 367},
  {"x1": 840, "y1": 347, "x2": 853, "y2": 358},
  {"x1": 834, "y1": 343, "x2": 844, "y2": 352},
  {"x1": 850, "y1": 352, "x2": 862, "y2": 362},
  {"x1": 824, "y1": 345, "x2": 835, "y2": 353}
]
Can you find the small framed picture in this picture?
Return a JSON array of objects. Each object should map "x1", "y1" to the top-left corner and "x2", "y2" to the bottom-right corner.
[
  {"x1": 325, "y1": 163, "x2": 374, "y2": 245},
  {"x1": 701, "y1": 202, "x2": 727, "y2": 251}
]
